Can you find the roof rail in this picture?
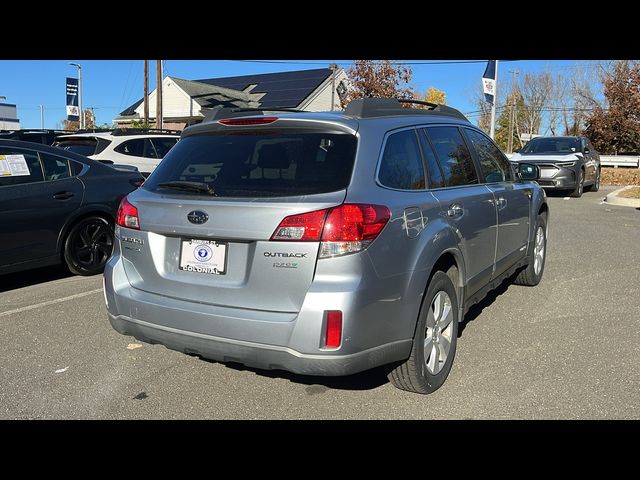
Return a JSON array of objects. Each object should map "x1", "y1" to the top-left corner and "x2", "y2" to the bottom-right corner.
[
  {"x1": 344, "y1": 97, "x2": 469, "y2": 121},
  {"x1": 74, "y1": 128, "x2": 182, "y2": 136},
  {"x1": 205, "y1": 107, "x2": 303, "y2": 122}
]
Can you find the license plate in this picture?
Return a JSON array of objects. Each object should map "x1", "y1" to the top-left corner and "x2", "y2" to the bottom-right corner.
[{"x1": 179, "y1": 239, "x2": 227, "y2": 275}]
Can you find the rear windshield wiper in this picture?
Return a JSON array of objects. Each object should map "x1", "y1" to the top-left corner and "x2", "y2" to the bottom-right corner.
[{"x1": 156, "y1": 181, "x2": 217, "y2": 196}]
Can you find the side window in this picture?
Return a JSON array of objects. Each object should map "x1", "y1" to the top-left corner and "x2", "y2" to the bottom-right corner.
[
  {"x1": 418, "y1": 129, "x2": 445, "y2": 188},
  {"x1": 143, "y1": 138, "x2": 158, "y2": 158},
  {"x1": 424, "y1": 127, "x2": 478, "y2": 187},
  {"x1": 114, "y1": 139, "x2": 145, "y2": 157},
  {"x1": 40, "y1": 153, "x2": 71, "y2": 181},
  {"x1": 463, "y1": 128, "x2": 514, "y2": 183},
  {"x1": 0, "y1": 149, "x2": 44, "y2": 186},
  {"x1": 378, "y1": 129, "x2": 426, "y2": 190},
  {"x1": 151, "y1": 138, "x2": 178, "y2": 158},
  {"x1": 70, "y1": 160, "x2": 85, "y2": 176}
]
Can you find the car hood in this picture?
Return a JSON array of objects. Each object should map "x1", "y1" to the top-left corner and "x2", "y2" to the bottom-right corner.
[{"x1": 510, "y1": 152, "x2": 583, "y2": 163}]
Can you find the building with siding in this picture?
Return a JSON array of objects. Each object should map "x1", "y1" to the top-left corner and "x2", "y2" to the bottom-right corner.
[
  {"x1": 0, "y1": 103, "x2": 20, "y2": 130},
  {"x1": 115, "y1": 68, "x2": 348, "y2": 130}
]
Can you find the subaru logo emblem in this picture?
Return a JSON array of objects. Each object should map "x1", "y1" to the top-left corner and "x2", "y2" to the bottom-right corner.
[{"x1": 187, "y1": 210, "x2": 209, "y2": 225}]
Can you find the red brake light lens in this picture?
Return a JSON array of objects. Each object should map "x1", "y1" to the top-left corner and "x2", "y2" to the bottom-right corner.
[
  {"x1": 218, "y1": 117, "x2": 279, "y2": 126},
  {"x1": 321, "y1": 204, "x2": 390, "y2": 242},
  {"x1": 270, "y1": 209, "x2": 328, "y2": 241},
  {"x1": 116, "y1": 196, "x2": 140, "y2": 230}
]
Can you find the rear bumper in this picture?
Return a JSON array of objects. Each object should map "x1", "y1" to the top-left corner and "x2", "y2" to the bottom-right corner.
[
  {"x1": 104, "y1": 255, "x2": 413, "y2": 376},
  {"x1": 108, "y1": 312, "x2": 410, "y2": 376}
]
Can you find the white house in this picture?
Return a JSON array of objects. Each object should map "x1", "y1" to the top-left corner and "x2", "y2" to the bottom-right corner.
[
  {"x1": 115, "y1": 68, "x2": 349, "y2": 130},
  {"x1": 0, "y1": 103, "x2": 20, "y2": 130}
]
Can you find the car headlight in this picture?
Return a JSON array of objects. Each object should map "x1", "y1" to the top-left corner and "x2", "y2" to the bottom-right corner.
[{"x1": 556, "y1": 161, "x2": 576, "y2": 167}]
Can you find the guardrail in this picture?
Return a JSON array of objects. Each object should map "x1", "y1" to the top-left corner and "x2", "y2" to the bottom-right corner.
[{"x1": 600, "y1": 155, "x2": 640, "y2": 168}]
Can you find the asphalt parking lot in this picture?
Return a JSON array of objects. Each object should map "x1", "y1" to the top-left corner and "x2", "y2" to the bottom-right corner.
[{"x1": 1, "y1": 185, "x2": 639, "y2": 419}]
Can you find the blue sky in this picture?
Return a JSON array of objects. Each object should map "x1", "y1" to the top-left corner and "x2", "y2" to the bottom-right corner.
[{"x1": 0, "y1": 60, "x2": 598, "y2": 129}]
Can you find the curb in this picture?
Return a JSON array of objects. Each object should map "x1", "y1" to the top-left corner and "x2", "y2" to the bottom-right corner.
[{"x1": 604, "y1": 186, "x2": 640, "y2": 208}]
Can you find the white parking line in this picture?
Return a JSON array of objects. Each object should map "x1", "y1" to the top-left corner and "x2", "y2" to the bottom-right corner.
[{"x1": 0, "y1": 288, "x2": 103, "y2": 317}]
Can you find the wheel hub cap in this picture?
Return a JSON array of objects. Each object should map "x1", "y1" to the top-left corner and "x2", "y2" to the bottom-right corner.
[{"x1": 424, "y1": 290, "x2": 453, "y2": 375}]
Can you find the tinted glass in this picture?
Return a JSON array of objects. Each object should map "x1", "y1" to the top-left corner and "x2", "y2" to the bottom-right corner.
[
  {"x1": 55, "y1": 138, "x2": 98, "y2": 156},
  {"x1": 115, "y1": 139, "x2": 145, "y2": 157},
  {"x1": 40, "y1": 153, "x2": 71, "y2": 181},
  {"x1": 0, "y1": 148, "x2": 44, "y2": 186},
  {"x1": 70, "y1": 160, "x2": 85, "y2": 176},
  {"x1": 425, "y1": 127, "x2": 478, "y2": 186},
  {"x1": 521, "y1": 137, "x2": 581, "y2": 154},
  {"x1": 464, "y1": 128, "x2": 514, "y2": 182},
  {"x1": 151, "y1": 137, "x2": 178, "y2": 158},
  {"x1": 144, "y1": 132, "x2": 357, "y2": 198},
  {"x1": 378, "y1": 130, "x2": 426, "y2": 190},
  {"x1": 418, "y1": 130, "x2": 445, "y2": 188}
]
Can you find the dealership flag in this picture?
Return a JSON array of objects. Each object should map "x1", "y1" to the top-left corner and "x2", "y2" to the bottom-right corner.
[
  {"x1": 482, "y1": 60, "x2": 497, "y2": 104},
  {"x1": 66, "y1": 77, "x2": 79, "y2": 121}
]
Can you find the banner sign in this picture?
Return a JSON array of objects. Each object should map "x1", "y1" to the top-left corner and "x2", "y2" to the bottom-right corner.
[
  {"x1": 66, "y1": 77, "x2": 79, "y2": 121},
  {"x1": 482, "y1": 60, "x2": 496, "y2": 104}
]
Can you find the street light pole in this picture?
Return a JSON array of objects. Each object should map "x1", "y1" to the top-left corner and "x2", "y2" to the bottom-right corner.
[{"x1": 69, "y1": 63, "x2": 83, "y2": 129}]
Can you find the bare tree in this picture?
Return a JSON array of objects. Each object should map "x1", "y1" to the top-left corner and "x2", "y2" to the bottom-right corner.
[{"x1": 518, "y1": 72, "x2": 553, "y2": 145}]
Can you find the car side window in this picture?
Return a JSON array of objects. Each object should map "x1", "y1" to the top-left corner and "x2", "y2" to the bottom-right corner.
[
  {"x1": 114, "y1": 139, "x2": 146, "y2": 157},
  {"x1": 418, "y1": 129, "x2": 445, "y2": 188},
  {"x1": 463, "y1": 128, "x2": 514, "y2": 183},
  {"x1": 0, "y1": 148, "x2": 44, "y2": 187},
  {"x1": 424, "y1": 126, "x2": 479, "y2": 187},
  {"x1": 151, "y1": 138, "x2": 178, "y2": 158},
  {"x1": 378, "y1": 129, "x2": 426, "y2": 190},
  {"x1": 39, "y1": 153, "x2": 71, "y2": 181}
]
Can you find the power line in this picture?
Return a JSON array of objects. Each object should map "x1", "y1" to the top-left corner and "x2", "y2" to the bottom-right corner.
[{"x1": 227, "y1": 60, "x2": 520, "y2": 66}]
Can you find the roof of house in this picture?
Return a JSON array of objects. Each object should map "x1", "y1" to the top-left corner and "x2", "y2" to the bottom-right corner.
[{"x1": 119, "y1": 68, "x2": 334, "y2": 116}]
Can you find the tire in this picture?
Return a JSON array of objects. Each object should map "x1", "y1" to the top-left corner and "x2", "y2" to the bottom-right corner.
[
  {"x1": 589, "y1": 169, "x2": 600, "y2": 192},
  {"x1": 387, "y1": 269, "x2": 459, "y2": 394},
  {"x1": 514, "y1": 214, "x2": 547, "y2": 287},
  {"x1": 63, "y1": 216, "x2": 114, "y2": 276},
  {"x1": 570, "y1": 169, "x2": 584, "y2": 198}
]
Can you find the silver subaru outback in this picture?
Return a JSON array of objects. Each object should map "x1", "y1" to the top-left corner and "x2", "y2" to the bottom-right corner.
[{"x1": 104, "y1": 98, "x2": 549, "y2": 394}]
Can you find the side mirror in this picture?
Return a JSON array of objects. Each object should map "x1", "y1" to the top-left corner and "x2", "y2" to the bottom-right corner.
[
  {"x1": 513, "y1": 148, "x2": 521, "y2": 153},
  {"x1": 518, "y1": 162, "x2": 540, "y2": 181},
  {"x1": 583, "y1": 147, "x2": 590, "y2": 154}
]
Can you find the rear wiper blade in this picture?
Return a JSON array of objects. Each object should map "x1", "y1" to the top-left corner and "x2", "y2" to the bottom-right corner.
[{"x1": 156, "y1": 181, "x2": 217, "y2": 196}]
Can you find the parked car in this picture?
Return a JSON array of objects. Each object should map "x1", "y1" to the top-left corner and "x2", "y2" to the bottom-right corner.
[
  {"x1": 510, "y1": 136, "x2": 600, "y2": 197},
  {"x1": 0, "y1": 129, "x2": 72, "y2": 146},
  {"x1": 53, "y1": 128, "x2": 180, "y2": 176},
  {"x1": 104, "y1": 98, "x2": 549, "y2": 394},
  {"x1": 0, "y1": 139, "x2": 144, "y2": 276}
]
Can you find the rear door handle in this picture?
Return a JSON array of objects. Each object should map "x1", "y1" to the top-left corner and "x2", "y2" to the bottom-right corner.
[
  {"x1": 447, "y1": 204, "x2": 463, "y2": 218},
  {"x1": 53, "y1": 191, "x2": 74, "y2": 200}
]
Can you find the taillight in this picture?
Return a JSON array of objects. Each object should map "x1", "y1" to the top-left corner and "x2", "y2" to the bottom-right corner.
[
  {"x1": 218, "y1": 117, "x2": 279, "y2": 126},
  {"x1": 325, "y1": 311, "x2": 342, "y2": 348},
  {"x1": 270, "y1": 204, "x2": 390, "y2": 258},
  {"x1": 116, "y1": 196, "x2": 140, "y2": 230},
  {"x1": 271, "y1": 209, "x2": 328, "y2": 241}
]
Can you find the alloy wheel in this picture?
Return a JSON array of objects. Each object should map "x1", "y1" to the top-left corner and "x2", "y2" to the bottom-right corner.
[{"x1": 424, "y1": 291, "x2": 454, "y2": 375}]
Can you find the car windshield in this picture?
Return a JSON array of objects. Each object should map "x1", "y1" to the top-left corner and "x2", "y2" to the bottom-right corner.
[
  {"x1": 521, "y1": 137, "x2": 581, "y2": 154},
  {"x1": 143, "y1": 131, "x2": 358, "y2": 198}
]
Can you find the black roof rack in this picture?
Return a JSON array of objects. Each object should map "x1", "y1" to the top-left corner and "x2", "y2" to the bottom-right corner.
[
  {"x1": 344, "y1": 98, "x2": 469, "y2": 121},
  {"x1": 73, "y1": 128, "x2": 181, "y2": 136},
  {"x1": 0, "y1": 128, "x2": 73, "y2": 134}
]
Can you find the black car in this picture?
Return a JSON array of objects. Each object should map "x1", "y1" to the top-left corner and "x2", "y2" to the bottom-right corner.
[
  {"x1": 0, "y1": 129, "x2": 72, "y2": 146},
  {"x1": 0, "y1": 139, "x2": 144, "y2": 276}
]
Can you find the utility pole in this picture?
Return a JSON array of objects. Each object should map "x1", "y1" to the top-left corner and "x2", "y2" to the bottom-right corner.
[
  {"x1": 156, "y1": 60, "x2": 163, "y2": 129},
  {"x1": 507, "y1": 69, "x2": 519, "y2": 154},
  {"x1": 39, "y1": 105, "x2": 44, "y2": 129},
  {"x1": 143, "y1": 60, "x2": 149, "y2": 125},
  {"x1": 329, "y1": 63, "x2": 338, "y2": 111},
  {"x1": 489, "y1": 61, "x2": 499, "y2": 140}
]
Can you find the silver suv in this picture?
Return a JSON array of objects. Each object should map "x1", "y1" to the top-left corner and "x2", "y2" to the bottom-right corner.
[{"x1": 104, "y1": 98, "x2": 549, "y2": 394}]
